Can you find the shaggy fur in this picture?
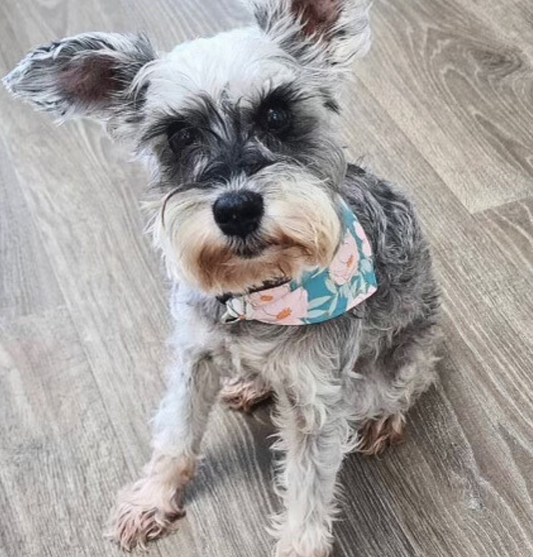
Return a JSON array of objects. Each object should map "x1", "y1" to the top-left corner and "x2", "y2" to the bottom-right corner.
[{"x1": 4, "y1": 1, "x2": 440, "y2": 555}]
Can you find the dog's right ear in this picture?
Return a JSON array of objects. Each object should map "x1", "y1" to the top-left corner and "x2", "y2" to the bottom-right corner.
[
  {"x1": 251, "y1": 0, "x2": 371, "y2": 70},
  {"x1": 3, "y1": 32, "x2": 155, "y2": 124}
]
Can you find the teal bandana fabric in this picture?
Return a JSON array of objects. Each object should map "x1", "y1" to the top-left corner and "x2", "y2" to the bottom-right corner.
[{"x1": 221, "y1": 201, "x2": 378, "y2": 326}]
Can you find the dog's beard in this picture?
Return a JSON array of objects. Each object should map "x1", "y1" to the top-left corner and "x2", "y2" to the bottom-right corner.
[{"x1": 148, "y1": 166, "x2": 342, "y2": 295}]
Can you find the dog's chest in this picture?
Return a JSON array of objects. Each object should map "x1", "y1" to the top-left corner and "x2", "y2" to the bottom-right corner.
[
  {"x1": 172, "y1": 285, "x2": 285, "y2": 379},
  {"x1": 173, "y1": 283, "x2": 362, "y2": 385},
  {"x1": 222, "y1": 327, "x2": 283, "y2": 382}
]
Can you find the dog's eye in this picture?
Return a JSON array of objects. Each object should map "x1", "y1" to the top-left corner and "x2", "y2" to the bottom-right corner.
[
  {"x1": 167, "y1": 123, "x2": 197, "y2": 153},
  {"x1": 261, "y1": 105, "x2": 291, "y2": 134}
]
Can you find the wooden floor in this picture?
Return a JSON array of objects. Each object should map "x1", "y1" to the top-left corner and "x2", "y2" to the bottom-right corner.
[{"x1": 1, "y1": 1, "x2": 532, "y2": 556}]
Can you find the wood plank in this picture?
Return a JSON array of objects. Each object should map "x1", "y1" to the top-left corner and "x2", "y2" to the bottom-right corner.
[
  {"x1": 0, "y1": 309, "x2": 143, "y2": 557},
  {"x1": 122, "y1": 0, "x2": 243, "y2": 48},
  {"x1": 0, "y1": 118, "x2": 64, "y2": 320},
  {"x1": 1, "y1": 111, "x2": 175, "y2": 466},
  {"x1": 355, "y1": 0, "x2": 533, "y2": 213},
  {"x1": 467, "y1": 0, "x2": 533, "y2": 61},
  {"x1": 476, "y1": 198, "x2": 533, "y2": 272}
]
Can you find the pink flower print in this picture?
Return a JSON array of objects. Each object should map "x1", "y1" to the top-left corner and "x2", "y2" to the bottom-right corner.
[
  {"x1": 248, "y1": 283, "x2": 291, "y2": 307},
  {"x1": 249, "y1": 287, "x2": 309, "y2": 325},
  {"x1": 330, "y1": 233, "x2": 360, "y2": 285},
  {"x1": 355, "y1": 222, "x2": 373, "y2": 258}
]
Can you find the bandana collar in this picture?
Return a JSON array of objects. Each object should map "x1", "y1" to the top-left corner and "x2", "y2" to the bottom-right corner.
[{"x1": 221, "y1": 201, "x2": 377, "y2": 326}]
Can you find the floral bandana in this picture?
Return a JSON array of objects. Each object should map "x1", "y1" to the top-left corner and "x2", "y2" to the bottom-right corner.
[{"x1": 221, "y1": 201, "x2": 378, "y2": 326}]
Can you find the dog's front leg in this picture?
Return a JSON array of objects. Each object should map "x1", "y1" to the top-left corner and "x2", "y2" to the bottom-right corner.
[
  {"x1": 108, "y1": 341, "x2": 221, "y2": 550},
  {"x1": 272, "y1": 383, "x2": 349, "y2": 557}
]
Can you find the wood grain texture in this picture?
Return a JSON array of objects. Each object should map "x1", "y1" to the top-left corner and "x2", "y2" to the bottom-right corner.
[
  {"x1": 1, "y1": 0, "x2": 532, "y2": 557},
  {"x1": 467, "y1": 0, "x2": 533, "y2": 61},
  {"x1": 356, "y1": 0, "x2": 533, "y2": 213},
  {"x1": 0, "y1": 131, "x2": 64, "y2": 320},
  {"x1": 476, "y1": 198, "x2": 533, "y2": 272},
  {"x1": 0, "y1": 309, "x2": 129, "y2": 557}
]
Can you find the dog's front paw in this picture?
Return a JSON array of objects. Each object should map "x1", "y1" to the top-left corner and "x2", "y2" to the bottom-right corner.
[{"x1": 106, "y1": 476, "x2": 185, "y2": 551}]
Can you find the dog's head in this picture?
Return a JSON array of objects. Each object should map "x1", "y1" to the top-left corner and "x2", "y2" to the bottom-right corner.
[{"x1": 4, "y1": 0, "x2": 371, "y2": 295}]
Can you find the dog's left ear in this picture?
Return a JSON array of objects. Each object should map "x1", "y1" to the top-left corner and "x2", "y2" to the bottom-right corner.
[
  {"x1": 252, "y1": 0, "x2": 371, "y2": 68},
  {"x1": 3, "y1": 32, "x2": 155, "y2": 124}
]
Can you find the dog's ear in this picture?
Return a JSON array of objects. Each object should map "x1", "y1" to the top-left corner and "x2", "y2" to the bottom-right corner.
[
  {"x1": 251, "y1": 0, "x2": 371, "y2": 68},
  {"x1": 3, "y1": 32, "x2": 155, "y2": 123}
]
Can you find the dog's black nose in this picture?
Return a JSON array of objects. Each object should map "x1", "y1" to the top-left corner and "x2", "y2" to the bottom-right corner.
[{"x1": 213, "y1": 191, "x2": 264, "y2": 238}]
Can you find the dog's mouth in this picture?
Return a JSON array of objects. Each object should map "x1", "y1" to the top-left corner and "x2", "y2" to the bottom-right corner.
[
  {"x1": 227, "y1": 232, "x2": 305, "y2": 260},
  {"x1": 227, "y1": 234, "x2": 269, "y2": 259}
]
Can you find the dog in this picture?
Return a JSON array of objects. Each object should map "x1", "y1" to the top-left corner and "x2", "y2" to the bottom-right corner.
[{"x1": 4, "y1": 1, "x2": 440, "y2": 555}]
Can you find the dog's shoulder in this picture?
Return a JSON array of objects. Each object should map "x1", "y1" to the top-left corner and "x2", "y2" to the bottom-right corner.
[
  {"x1": 343, "y1": 164, "x2": 437, "y2": 321},
  {"x1": 342, "y1": 164, "x2": 423, "y2": 253}
]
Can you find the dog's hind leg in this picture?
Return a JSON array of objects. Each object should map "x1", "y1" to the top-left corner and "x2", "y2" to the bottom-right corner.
[
  {"x1": 221, "y1": 375, "x2": 273, "y2": 413},
  {"x1": 356, "y1": 414, "x2": 406, "y2": 455},
  {"x1": 354, "y1": 320, "x2": 440, "y2": 457}
]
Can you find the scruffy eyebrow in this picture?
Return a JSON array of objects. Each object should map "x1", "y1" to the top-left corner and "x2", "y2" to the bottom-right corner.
[
  {"x1": 252, "y1": 82, "x2": 310, "y2": 110},
  {"x1": 251, "y1": 82, "x2": 338, "y2": 115},
  {"x1": 141, "y1": 94, "x2": 226, "y2": 143}
]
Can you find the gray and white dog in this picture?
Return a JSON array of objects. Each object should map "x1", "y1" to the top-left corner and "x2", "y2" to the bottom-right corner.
[{"x1": 4, "y1": 0, "x2": 440, "y2": 555}]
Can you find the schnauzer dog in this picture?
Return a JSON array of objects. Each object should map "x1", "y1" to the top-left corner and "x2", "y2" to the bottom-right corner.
[{"x1": 4, "y1": 0, "x2": 440, "y2": 555}]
